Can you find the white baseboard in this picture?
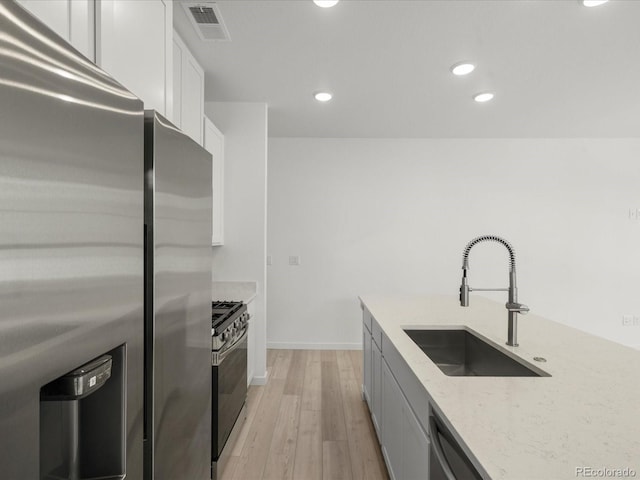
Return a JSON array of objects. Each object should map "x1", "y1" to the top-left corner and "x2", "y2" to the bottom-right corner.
[
  {"x1": 267, "y1": 342, "x2": 362, "y2": 350},
  {"x1": 250, "y1": 371, "x2": 269, "y2": 385}
]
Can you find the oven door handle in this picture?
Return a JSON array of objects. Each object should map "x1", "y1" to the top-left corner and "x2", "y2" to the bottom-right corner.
[
  {"x1": 429, "y1": 416, "x2": 457, "y2": 480},
  {"x1": 214, "y1": 328, "x2": 248, "y2": 366}
]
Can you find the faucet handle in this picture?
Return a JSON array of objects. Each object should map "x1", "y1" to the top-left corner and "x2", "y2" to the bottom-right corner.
[{"x1": 506, "y1": 302, "x2": 529, "y2": 314}]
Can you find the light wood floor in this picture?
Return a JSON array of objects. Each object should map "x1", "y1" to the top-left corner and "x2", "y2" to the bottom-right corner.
[{"x1": 220, "y1": 349, "x2": 389, "y2": 480}]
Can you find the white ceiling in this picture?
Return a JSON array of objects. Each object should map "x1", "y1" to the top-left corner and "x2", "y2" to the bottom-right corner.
[{"x1": 173, "y1": 0, "x2": 640, "y2": 138}]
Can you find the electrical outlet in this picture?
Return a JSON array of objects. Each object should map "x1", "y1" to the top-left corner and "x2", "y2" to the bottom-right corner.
[
  {"x1": 288, "y1": 255, "x2": 300, "y2": 266},
  {"x1": 628, "y1": 208, "x2": 640, "y2": 221},
  {"x1": 622, "y1": 315, "x2": 640, "y2": 327}
]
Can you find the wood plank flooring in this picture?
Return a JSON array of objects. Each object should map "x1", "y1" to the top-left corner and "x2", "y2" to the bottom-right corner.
[{"x1": 221, "y1": 350, "x2": 389, "y2": 480}]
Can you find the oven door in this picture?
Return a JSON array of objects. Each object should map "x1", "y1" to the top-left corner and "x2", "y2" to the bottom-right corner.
[{"x1": 212, "y1": 329, "x2": 248, "y2": 460}]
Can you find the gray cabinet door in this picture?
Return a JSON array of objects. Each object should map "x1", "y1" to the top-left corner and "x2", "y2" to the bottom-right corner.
[
  {"x1": 371, "y1": 339, "x2": 383, "y2": 438},
  {"x1": 382, "y1": 360, "x2": 403, "y2": 480},
  {"x1": 402, "y1": 396, "x2": 430, "y2": 480},
  {"x1": 382, "y1": 358, "x2": 430, "y2": 480},
  {"x1": 363, "y1": 321, "x2": 372, "y2": 405}
]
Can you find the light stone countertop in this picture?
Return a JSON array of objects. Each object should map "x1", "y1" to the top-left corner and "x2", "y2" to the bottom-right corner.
[
  {"x1": 211, "y1": 281, "x2": 256, "y2": 303},
  {"x1": 359, "y1": 294, "x2": 640, "y2": 480}
]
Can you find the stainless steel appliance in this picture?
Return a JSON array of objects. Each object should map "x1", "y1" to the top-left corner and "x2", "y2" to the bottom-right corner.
[
  {"x1": 211, "y1": 301, "x2": 249, "y2": 480},
  {"x1": 40, "y1": 353, "x2": 123, "y2": 480},
  {"x1": 429, "y1": 413, "x2": 483, "y2": 480},
  {"x1": 143, "y1": 111, "x2": 213, "y2": 480},
  {"x1": 0, "y1": 2, "x2": 144, "y2": 478}
]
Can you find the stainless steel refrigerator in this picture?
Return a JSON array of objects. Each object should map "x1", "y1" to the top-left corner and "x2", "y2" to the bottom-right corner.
[
  {"x1": 0, "y1": 1, "x2": 144, "y2": 479},
  {"x1": 143, "y1": 111, "x2": 212, "y2": 480}
]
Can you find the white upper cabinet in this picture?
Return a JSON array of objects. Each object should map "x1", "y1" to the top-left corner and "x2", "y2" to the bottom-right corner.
[
  {"x1": 17, "y1": 0, "x2": 95, "y2": 60},
  {"x1": 204, "y1": 116, "x2": 224, "y2": 246},
  {"x1": 17, "y1": 0, "x2": 179, "y2": 121},
  {"x1": 173, "y1": 32, "x2": 205, "y2": 145},
  {"x1": 97, "y1": 0, "x2": 173, "y2": 117}
]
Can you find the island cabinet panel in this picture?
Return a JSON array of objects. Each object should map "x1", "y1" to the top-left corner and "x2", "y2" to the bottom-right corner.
[
  {"x1": 371, "y1": 336, "x2": 383, "y2": 438},
  {"x1": 363, "y1": 308, "x2": 432, "y2": 479},
  {"x1": 382, "y1": 360, "x2": 404, "y2": 480},
  {"x1": 382, "y1": 358, "x2": 430, "y2": 480},
  {"x1": 365, "y1": 309, "x2": 384, "y2": 439},
  {"x1": 382, "y1": 331, "x2": 430, "y2": 432},
  {"x1": 372, "y1": 314, "x2": 384, "y2": 351},
  {"x1": 363, "y1": 319, "x2": 372, "y2": 405},
  {"x1": 402, "y1": 396, "x2": 430, "y2": 480}
]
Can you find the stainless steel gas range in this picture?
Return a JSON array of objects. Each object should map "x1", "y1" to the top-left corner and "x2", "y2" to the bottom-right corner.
[{"x1": 211, "y1": 301, "x2": 250, "y2": 480}]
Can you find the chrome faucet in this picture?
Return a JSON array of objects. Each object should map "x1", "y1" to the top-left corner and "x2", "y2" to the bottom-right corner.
[{"x1": 459, "y1": 235, "x2": 529, "y2": 347}]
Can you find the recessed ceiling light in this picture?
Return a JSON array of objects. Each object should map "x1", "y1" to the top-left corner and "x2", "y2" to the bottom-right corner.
[
  {"x1": 314, "y1": 92, "x2": 333, "y2": 102},
  {"x1": 473, "y1": 92, "x2": 494, "y2": 103},
  {"x1": 581, "y1": 0, "x2": 609, "y2": 6},
  {"x1": 314, "y1": 0, "x2": 339, "y2": 7},
  {"x1": 451, "y1": 62, "x2": 476, "y2": 76}
]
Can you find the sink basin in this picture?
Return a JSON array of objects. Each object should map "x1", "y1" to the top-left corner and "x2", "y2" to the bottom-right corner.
[{"x1": 404, "y1": 328, "x2": 549, "y2": 377}]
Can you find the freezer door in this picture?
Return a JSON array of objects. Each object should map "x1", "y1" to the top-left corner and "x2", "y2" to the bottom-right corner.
[
  {"x1": 144, "y1": 111, "x2": 213, "y2": 480},
  {"x1": 0, "y1": 2, "x2": 145, "y2": 478}
]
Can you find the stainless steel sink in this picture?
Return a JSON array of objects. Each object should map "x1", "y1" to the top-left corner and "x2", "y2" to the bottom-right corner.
[{"x1": 404, "y1": 329, "x2": 549, "y2": 377}]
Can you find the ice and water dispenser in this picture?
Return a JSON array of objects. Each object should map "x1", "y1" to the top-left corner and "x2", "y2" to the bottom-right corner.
[{"x1": 40, "y1": 346, "x2": 126, "y2": 480}]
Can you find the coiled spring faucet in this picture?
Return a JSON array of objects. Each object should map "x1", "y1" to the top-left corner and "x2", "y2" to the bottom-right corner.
[{"x1": 459, "y1": 235, "x2": 529, "y2": 347}]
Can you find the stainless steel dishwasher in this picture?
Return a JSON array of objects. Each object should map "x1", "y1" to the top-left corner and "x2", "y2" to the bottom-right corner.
[{"x1": 429, "y1": 413, "x2": 483, "y2": 480}]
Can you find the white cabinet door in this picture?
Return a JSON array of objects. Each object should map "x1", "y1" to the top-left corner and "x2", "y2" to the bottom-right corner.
[
  {"x1": 181, "y1": 55, "x2": 204, "y2": 144},
  {"x1": 363, "y1": 321, "x2": 372, "y2": 406},
  {"x1": 17, "y1": 0, "x2": 68, "y2": 38},
  {"x1": 16, "y1": 0, "x2": 94, "y2": 60},
  {"x1": 204, "y1": 116, "x2": 225, "y2": 245},
  {"x1": 173, "y1": 32, "x2": 204, "y2": 145},
  {"x1": 172, "y1": 39, "x2": 183, "y2": 128},
  {"x1": 98, "y1": 0, "x2": 172, "y2": 115}
]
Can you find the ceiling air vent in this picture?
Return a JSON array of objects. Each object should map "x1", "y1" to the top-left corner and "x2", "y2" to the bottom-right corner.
[{"x1": 182, "y1": 2, "x2": 230, "y2": 41}]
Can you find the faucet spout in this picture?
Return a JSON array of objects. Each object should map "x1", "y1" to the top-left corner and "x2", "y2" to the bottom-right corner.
[{"x1": 458, "y1": 235, "x2": 528, "y2": 347}]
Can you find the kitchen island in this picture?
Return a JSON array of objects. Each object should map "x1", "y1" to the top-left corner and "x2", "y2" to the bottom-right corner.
[{"x1": 359, "y1": 294, "x2": 640, "y2": 480}]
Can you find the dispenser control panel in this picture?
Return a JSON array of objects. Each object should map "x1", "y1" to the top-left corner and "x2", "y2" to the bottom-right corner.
[{"x1": 41, "y1": 354, "x2": 112, "y2": 400}]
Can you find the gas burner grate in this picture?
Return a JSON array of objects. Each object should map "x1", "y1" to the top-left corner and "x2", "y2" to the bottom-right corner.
[{"x1": 211, "y1": 301, "x2": 245, "y2": 332}]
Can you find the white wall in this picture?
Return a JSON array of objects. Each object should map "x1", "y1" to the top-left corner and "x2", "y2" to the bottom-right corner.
[
  {"x1": 267, "y1": 138, "x2": 640, "y2": 350},
  {"x1": 205, "y1": 102, "x2": 268, "y2": 383}
]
